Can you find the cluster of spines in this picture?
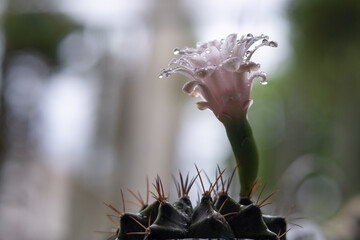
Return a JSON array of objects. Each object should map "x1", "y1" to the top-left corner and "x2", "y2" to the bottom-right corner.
[{"x1": 99, "y1": 165, "x2": 302, "y2": 240}]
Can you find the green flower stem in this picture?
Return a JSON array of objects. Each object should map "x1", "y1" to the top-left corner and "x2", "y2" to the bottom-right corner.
[{"x1": 223, "y1": 116, "x2": 259, "y2": 197}]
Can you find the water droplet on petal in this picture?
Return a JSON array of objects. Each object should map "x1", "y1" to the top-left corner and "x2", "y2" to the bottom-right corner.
[
  {"x1": 222, "y1": 57, "x2": 241, "y2": 72},
  {"x1": 261, "y1": 34, "x2": 269, "y2": 40},
  {"x1": 262, "y1": 39, "x2": 269, "y2": 44},
  {"x1": 247, "y1": 33, "x2": 254, "y2": 38},
  {"x1": 168, "y1": 58, "x2": 178, "y2": 66},
  {"x1": 220, "y1": 39, "x2": 225, "y2": 43},
  {"x1": 205, "y1": 49, "x2": 211, "y2": 54},
  {"x1": 173, "y1": 48, "x2": 180, "y2": 55},
  {"x1": 159, "y1": 75, "x2": 164, "y2": 79},
  {"x1": 269, "y1": 41, "x2": 278, "y2": 47},
  {"x1": 195, "y1": 67, "x2": 215, "y2": 78}
]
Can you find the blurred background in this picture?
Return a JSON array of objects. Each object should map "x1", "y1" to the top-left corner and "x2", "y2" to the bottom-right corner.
[{"x1": 0, "y1": 0, "x2": 359, "y2": 239}]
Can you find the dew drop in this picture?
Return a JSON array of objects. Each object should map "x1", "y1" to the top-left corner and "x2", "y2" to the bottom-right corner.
[
  {"x1": 262, "y1": 39, "x2": 269, "y2": 44},
  {"x1": 173, "y1": 48, "x2": 180, "y2": 55},
  {"x1": 220, "y1": 39, "x2": 225, "y2": 43},
  {"x1": 269, "y1": 41, "x2": 278, "y2": 47},
  {"x1": 247, "y1": 33, "x2": 253, "y2": 38},
  {"x1": 261, "y1": 81, "x2": 268, "y2": 85},
  {"x1": 205, "y1": 49, "x2": 211, "y2": 54},
  {"x1": 159, "y1": 75, "x2": 164, "y2": 79},
  {"x1": 261, "y1": 34, "x2": 269, "y2": 40}
]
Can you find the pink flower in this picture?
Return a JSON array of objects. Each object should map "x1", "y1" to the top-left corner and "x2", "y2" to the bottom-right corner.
[{"x1": 160, "y1": 33, "x2": 278, "y2": 122}]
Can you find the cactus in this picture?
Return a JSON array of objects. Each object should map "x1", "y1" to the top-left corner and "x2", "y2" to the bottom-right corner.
[
  {"x1": 102, "y1": 170, "x2": 289, "y2": 240},
  {"x1": 98, "y1": 33, "x2": 298, "y2": 239}
]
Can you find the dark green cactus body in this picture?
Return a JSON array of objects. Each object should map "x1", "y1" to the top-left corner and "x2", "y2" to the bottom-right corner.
[
  {"x1": 214, "y1": 194, "x2": 241, "y2": 216},
  {"x1": 107, "y1": 193, "x2": 291, "y2": 240},
  {"x1": 149, "y1": 201, "x2": 189, "y2": 239},
  {"x1": 173, "y1": 196, "x2": 193, "y2": 220},
  {"x1": 263, "y1": 215, "x2": 287, "y2": 240},
  {"x1": 118, "y1": 213, "x2": 145, "y2": 240},
  {"x1": 189, "y1": 196, "x2": 234, "y2": 238},
  {"x1": 239, "y1": 197, "x2": 253, "y2": 206},
  {"x1": 104, "y1": 177, "x2": 291, "y2": 240},
  {"x1": 118, "y1": 201, "x2": 159, "y2": 240},
  {"x1": 227, "y1": 204, "x2": 278, "y2": 240}
]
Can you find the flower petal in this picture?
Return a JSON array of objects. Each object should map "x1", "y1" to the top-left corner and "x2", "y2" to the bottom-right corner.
[
  {"x1": 249, "y1": 71, "x2": 267, "y2": 84},
  {"x1": 182, "y1": 80, "x2": 199, "y2": 94},
  {"x1": 183, "y1": 54, "x2": 208, "y2": 69},
  {"x1": 239, "y1": 62, "x2": 260, "y2": 72},
  {"x1": 194, "y1": 66, "x2": 216, "y2": 79},
  {"x1": 196, "y1": 101, "x2": 211, "y2": 110},
  {"x1": 160, "y1": 67, "x2": 197, "y2": 80},
  {"x1": 242, "y1": 99, "x2": 253, "y2": 111},
  {"x1": 222, "y1": 57, "x2": 241, "y2": 72}
]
